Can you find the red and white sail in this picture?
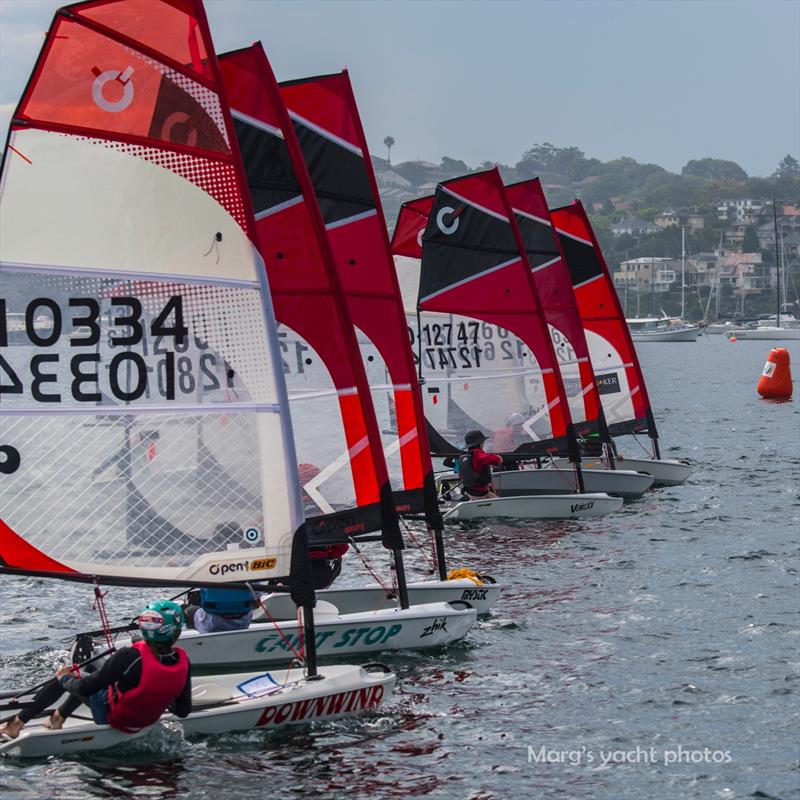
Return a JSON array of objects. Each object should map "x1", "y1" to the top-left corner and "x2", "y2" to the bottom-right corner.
[
  {"x1": 278, "y1": 71, "x2": 440, "y2": 525},
  {"x1": 0, "y1": 0, "x2": 308, "y2": 587},
  {"x1": 550, "y1": 201, "x2": 658, "y2": 446},
  {"x1": 217, "y1": 46, "x2": 401, "y2": 548},
  {"x1": 504, "y1": 179, "x2": 603, "y2": 440}
]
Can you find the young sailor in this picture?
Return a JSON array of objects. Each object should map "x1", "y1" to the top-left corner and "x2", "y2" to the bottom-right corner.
[
  {"x1": 458, "y1": 430, "x2": 504, "y2": 500},
  {"x1": 183, "y1": 587, "x2": 256, "y2": 633},
  {"x1": 0, "y1": 600, "x2": 191, "y2": 739}
]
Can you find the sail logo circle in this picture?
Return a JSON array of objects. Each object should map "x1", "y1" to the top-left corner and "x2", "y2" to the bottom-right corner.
[
  {"x1": 91, "y1": 66, "x2": 135, "y2": 113},
  {"x1": 244, "y1": 527, "x2": 261, "y2": 544},
  {"x1": 436, "y1": 206, "x2": 459, "y2": 235},
  {"x1": 416, "y1": 227, "x2": 425, "y2": 247}
]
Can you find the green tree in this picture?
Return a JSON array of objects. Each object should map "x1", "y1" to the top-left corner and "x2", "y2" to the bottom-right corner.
[
  {"x1": 741, "y1": 225, "x2": 760, "y2": 253},
  {"x1": 773, "y1": 154, "x2": 800, "y2": 178},
  {"x1": 515, "y1": 143, "x2": 600, "y2": 181},
  {"x1": 681, "y1": 158, "x2": 747, "y2": 182},
  {"x1": 600, "y1": 198, "x2": 615, "y2": 216},
  {"x1": 440, "y1": 156, "x2": 469, "y2": 174}
]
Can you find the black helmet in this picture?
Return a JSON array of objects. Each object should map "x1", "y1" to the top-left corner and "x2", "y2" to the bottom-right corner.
[{"x1": 464, "y1": 430, "x2": 487, "y2": 448}]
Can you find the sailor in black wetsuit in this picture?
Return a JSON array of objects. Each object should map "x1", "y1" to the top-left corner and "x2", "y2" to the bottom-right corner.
[{"x1": 0, "y1": 600, "x2": 191, "y2": 739}]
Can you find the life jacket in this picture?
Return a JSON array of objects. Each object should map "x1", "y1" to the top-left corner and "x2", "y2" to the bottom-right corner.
[
  {"x1": 106, "y1": 642, "x2": 189, "y2": 733},
  {"x1": 457, "y1": 449, "x2": 492, "y2": 494},
  {"x1": 199, "y1": 586, "x2": 253, "y2": 616}
]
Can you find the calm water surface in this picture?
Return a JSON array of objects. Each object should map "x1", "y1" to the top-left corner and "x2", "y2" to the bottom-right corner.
[{"x1": 1, "y1": 337, "x2": 798, "y2": 800}]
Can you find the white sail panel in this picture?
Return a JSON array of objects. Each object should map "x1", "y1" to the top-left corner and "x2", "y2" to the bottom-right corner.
[
  {"x1": 408, "y1": 309, "x2": 552, "y2": 452},
  {"x1": 584, "y1": 330, "x2": 635, "y2": 427},
  {"x1": 278, "y1": 326, "x2": 363, "y2": 517},
  {"x1": 1, "y1": 266, "x2": 299, "y2": 583},
  {"x1": 0, "y1": 131, "x2": 255, "y2": 283}
]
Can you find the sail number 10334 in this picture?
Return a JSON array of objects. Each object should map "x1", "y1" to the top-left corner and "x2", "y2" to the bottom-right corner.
[{"x1": 0, "y1": 295, "x2": 194, "y2": 403}]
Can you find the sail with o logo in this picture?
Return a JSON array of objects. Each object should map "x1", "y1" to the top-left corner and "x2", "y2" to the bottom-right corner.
[
  {"x1": 550, "y1": 201, "x2": 658, "y2": 450},
  {"x1": 393, "y1": 168, "x2": 580, "y2": 459},
  {"x1": 0, "y1": 0, "x2": 311, "y2": 591},
  {"x1": 393, "y1": 181, "x2": 609, "y2": 451},
  {"x1": 276, "y1": 71, "x2": 441, "y2": 529},
  {"x1": 215, "y1": 45, "x2": 402, "y2": 550}
]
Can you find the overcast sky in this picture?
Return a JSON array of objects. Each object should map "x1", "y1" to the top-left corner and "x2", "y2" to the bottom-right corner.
[{"x1": 1, "y1": 0, "x2": 798, "y2": 177}]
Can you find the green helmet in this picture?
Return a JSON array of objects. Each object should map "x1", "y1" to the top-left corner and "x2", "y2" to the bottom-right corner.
[{"x1": 136, "y1": 599, "x2": 184, "y2": 643}]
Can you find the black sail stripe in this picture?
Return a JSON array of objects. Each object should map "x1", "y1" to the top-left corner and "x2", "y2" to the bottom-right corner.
[{"x1": 291, "y1": 120, "x2": 374, "y2": 226}]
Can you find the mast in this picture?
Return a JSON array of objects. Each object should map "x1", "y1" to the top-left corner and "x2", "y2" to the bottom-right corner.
[
  {"x1": 773, "y1": 198, "x2": 781, "y2": 327},
  {"x1": 681, "y1": 226, "x2": 686, "y2": 320}
]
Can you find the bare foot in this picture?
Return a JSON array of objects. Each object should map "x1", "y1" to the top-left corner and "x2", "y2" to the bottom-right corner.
[
  {"x1": 0, "y1": 716, "x2": 24, "y2": 739},
  {"x1": 42, "y1": 711, "x2": 65, "y2": 731}
]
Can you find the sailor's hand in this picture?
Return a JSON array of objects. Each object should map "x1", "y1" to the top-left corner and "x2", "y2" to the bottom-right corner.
[{"x1": 55, "y1": 665, "x2": 72, "y2": 679}]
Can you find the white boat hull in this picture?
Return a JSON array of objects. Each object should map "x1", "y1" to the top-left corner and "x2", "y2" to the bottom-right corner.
[
  {"x1": 255, "y1": 578, "x2": 501, "y2": 619},
  {"x1": 629, "y1": 326, "x2": 700, "y2": 342},
  {"x1": 492, "y1": 466, "x2": 654, "y2": 499},
  {"x1": 547, "y1": 456, "x2": 692, "y2": 486},
  {"x1": 131, "y1": 602, "x2": 477, "y2": 671},
  {"x1": 729, "y1": 326, "x2": 800, "y2": 340},
  {"x1": 0, "y1": 664, "x2": 395, "y2": 758},
  {"x1": 442, "y1": 492, "x2": 623, "y2": 521}
]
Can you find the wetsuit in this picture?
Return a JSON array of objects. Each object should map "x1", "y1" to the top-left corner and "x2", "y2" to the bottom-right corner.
[{"x1": 16, "y1": 646, "x2": 191, "y2": 726}]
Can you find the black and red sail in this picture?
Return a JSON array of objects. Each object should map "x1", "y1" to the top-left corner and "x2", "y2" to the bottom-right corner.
[
  {"x1": 278, "y1": 71, "x2": 440, "y2": 526},
  {"x1": 504, "y1": 179, "x2": 603, "y2": 440},
  {"x1": 217, "y1": 45, "x2": 401, "y2": 547},
  {"x1": 550, "y1": 201, "x2": 658, "y2": 448}
]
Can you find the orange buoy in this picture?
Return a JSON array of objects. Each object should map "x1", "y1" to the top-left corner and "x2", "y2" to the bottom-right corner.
[{"x1": 757, "y1": 348, "x2": 793, "y2": 399}]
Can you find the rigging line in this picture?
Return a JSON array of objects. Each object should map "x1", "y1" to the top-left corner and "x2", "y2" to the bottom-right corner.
[
  {"x1": 426, "y1": 525, "x2": 439, "y2": 574},
  {"x1": 347, "y1": 538, "x2": 393, "y2": 596},
  {"x1": 400, "y1": 517, "x2": 436, "y2": 573},
  {"x1": 92, "y1": 579, "x2": 115, "y2": 653},
  {"x1": 630, "y1": 431, "x2": 652, "y2": 456},
  {"x1": 246, "y1": 583, "x2": 304, "y2": 663}
]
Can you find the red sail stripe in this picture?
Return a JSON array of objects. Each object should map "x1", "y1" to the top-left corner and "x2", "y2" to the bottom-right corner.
[{"x1": 0, "y1": 519, "x2": 77, "y2": 575}]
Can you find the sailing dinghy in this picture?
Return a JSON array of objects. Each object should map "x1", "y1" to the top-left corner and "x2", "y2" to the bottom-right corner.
[
  {"x1": 549, "y1": 202, "x2": 692, "y2": 486},
  {"x1": 0, "y1": 0, "x2": 396, "y2": 753},
  {"x1": 392, "y1": 168, "x2": 622, "y2": 521},
  {"x1": 0, "y1": 664, "x2": 394, "y2": 759}
]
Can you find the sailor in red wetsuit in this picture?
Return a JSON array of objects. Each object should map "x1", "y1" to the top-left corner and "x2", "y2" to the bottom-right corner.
[
  {"x1": 309, "y1": 543, "x2": 349, "y2": 589},
  {"x1": 0, "y1": 600, "x2": 191, "y2": 739},
  {"x1": 458, "y1": 430, "x2": 504, "y2": 500}
]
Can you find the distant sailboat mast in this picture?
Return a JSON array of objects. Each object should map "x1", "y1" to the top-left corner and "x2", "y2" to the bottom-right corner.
[
  {"x1": 773, "y1": 198, "x2": 781, "y2": 327},
  {"x1": 681, "y1": 226, "x2": 686, "y2": 320}
]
